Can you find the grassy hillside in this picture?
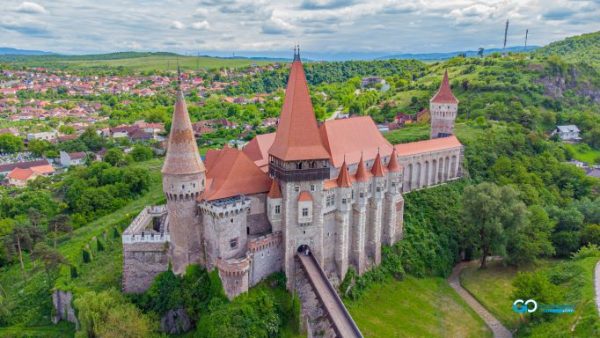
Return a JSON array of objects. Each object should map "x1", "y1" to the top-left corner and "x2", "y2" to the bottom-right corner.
[
  {"x1": 535, "y1": 31, "x2": 600, "y2": 67},
  {"x1": 0, "y1": 53, "x2": 272, "y2": 72},
  {"x1": 346, "y1": 276, "x2": 492, "y2": 337}
]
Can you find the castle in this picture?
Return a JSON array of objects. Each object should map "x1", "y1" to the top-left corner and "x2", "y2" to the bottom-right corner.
[{"x1": 122, "y1": 51, "x2": 463, "y2": 300}]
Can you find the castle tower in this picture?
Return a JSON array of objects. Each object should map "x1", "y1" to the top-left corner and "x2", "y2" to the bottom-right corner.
[
  {"x1": 335, "y1": 160, "x2": 352, "y2": 280},
  {"x1": 267, "y1": 178, "x2": 283, "y2": 233},
  {"x1": 268, "y1": 47, "x2": 331, "y2": 288},
  {"x1": 368, "y1": 152, "x2": 386, "y2": 265},
  {"x1": 383, "y1": 148, "x2": 404, "y2": 244},
  {"x1": 352, "y1": 155, "x2": 370, "y2": 274},
  {"x1": 162, "y1": 90, "x2": 206, "y2": 274},
  {"x1": 430, "y1": 70, "x2": 459, "y2": 139}
]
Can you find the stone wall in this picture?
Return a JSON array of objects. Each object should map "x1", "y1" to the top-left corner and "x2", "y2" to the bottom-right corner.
[
  {"x1": 248, "y1": 232, "x2": 284, "y2": 286},
  {"x1": 123, "y1": 241, "x2": 169, "y2": 293},
  {"x1": 248, "y1": 193, "x2": 270, "y2": 235},
  {"x1": 217, "y1": 256, "x2": 250, "y2": 299},
  {"x1": 399, "y1": 147, "x2": 462, "y2": 193},
  {"x1": 52, "y1": 290, "x2": 78, "y2": 328}
]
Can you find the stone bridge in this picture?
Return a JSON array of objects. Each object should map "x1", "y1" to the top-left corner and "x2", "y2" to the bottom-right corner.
[{"x1": 295, "y1": 250, "x2": 363, "y2": 338}]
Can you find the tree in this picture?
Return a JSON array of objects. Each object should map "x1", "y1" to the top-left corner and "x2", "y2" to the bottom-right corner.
[
  {"x1": 130, "y1": 145, "x2": 153, "y2": 162},
  {"x1": 7, "y1": 223, "x2": 44, "y2": 273},
  {"x1": 462, "y1": 182, "x2": 528, "y2": 268},
  {"x1": 79, "y1": 127, "x2": 104, "y2": 151},
  {"x1": 27, "y1": 139, "x2": 54, "y2": 157},
  {"x1": 103, "y1": 148, "x2": 128, "y2": 167},
  {"x1": 48, "y1": 214, "x2": 72, "y2": 248},
  {"x1": 75, "y1": 289, "x2": 154, "y2": 338},
  {"x1": 31, "y1": 242, "x2": 67, "y2": 287},
  {"x1": 0, "y1": 134, "x2": 24, "y2": 154},
  {"x1": 506, "y1": 205, "x2": 555, "y2": 266}
]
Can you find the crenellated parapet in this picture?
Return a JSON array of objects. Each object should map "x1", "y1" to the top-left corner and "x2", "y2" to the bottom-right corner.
[
  {"x1": 198, "y1": 195, "x2": 251, "y2": 217},
  {"x1": 217, "y1": 255, "x2": 251, "y2": 299},
  {"x1": 248, "y1": 231, "x2": 282, "y2": 253}
]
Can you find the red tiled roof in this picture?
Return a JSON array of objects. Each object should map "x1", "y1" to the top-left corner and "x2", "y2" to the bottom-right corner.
[
  {"x1": 7, "y1": 167, "x2": 34, "y2": 181},
  {"x1": 298, "y1": 191, "x2": 313, "y2": 202},
  {"x1": 354, "y1": 155, "x2": 371, "y2": 182},
  {"x1": 267, "y1": 178, "x2": 282, "y2": 199},
  {"x1": 395, "y1": 135, "x2": 462, "y2": 157},
  {"x1": 31, "y1": 164, "x2": 54, "y2": 175},
  {"x1": 243, "y1": 132, "x2": 275, "y2": 170},
  {"x1": 431, "y1": 70, "x2": 458, "y2": 104},
  {"x1": 336, "y1": 160, "x2": 353, "y2": 188},
  {"x1": 371, "y1": 152, "x2": 386, "y2": 177},
  {"x1": 200, "y1": 147, "x2": 271, "y2": 201},
  {"x1": 69, "y1": 151, "x2": 86, "y2": 160},
  {"x1": 162, "y1": 91, "x2": 205, "y2": 175},
  {"x1": 320, "y1": 116, "x2": 394, "y2": 168},
  {"x1": 0, "y1": 159, "x2": 50, "y2": 174},
  {"x1": 387, "y1": 148, "x2": 402, "y2": 172},
  {"x1": 268, "y1": 59, "x2": 330, "y2": 161}
]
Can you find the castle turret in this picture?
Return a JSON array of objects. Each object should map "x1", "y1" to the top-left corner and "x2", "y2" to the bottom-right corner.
[
  {"x1": 430, "y1": 70, "x2": 458, "y2": 139},
  {"x1": 383, "y1": 148, "x2": 404, "y2": 244},
  {"x1": 368, "y1": 153, "x2": 386, "y2": 265},
  {"x1": 162, "y1": 90, "x2": 206, "y2": 273},
  {"x1": 352, "y1": 155, "x2": 370, "y2": 274},
  {"x1": 267, "y1": 179, "x2": 283, "y2": 232},
  {"x1": 335, "y1": 160, "x2": 352, "y2": 279}
]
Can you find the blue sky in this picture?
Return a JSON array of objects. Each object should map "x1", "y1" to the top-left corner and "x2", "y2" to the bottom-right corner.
[{"x1": 1, "y1": 0, "x2": 599, "y2": 56}]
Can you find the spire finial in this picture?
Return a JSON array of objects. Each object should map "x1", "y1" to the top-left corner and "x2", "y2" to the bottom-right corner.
[
  {"x1": 293, "y1": 44, "x2": 300, "y2": 61},
  {"x1": 176, "y1": 58, "x2": 182, "y2": 89}
]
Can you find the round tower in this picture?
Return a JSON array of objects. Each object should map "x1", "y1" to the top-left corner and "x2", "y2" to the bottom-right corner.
[
  {"x1": 162, "y1": 90, "x2": 206, "y2": 274},
  {"x1": 430, "y1": 70, "x2": 459, "y2": 139}
]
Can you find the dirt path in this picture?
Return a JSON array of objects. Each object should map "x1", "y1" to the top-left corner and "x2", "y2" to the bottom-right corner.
[
  {"x1": 595, "y1": 260, "x2": 600, "y2": 316},
  {"x1": 448, "y1": 261, "x2": 513, "y2": 338}
]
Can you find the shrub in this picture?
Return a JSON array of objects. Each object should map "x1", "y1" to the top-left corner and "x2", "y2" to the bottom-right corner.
[
  {"x1": 571, "y1": 244, "x2": 600, "y2": 260},
  {"x1": 82, "y1": 249, "x2": 91, "y2": 263},
  {"x1": 70, "y1": 266, "x2": 78, "y2": 279},
  {"x1": 96, "y1": 238, "x2": 104, "y2": 252}
]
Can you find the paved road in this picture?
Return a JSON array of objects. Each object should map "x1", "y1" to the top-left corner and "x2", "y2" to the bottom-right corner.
[
  {"x1": 297, "y1": 253, "x2": 363, "y2": 338},
  {"x1": 595, "y1": 260, "x2": 600, "y2": 316},
  {"x1": 448, "y1": 261, "x2": 513, "y2": 338}
]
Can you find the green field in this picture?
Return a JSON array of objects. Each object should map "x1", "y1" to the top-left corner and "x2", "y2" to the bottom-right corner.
[
  {"x1": 460, "y1": 258, "x2": 600, "y2": 337},
  {"x1": 564, "y1": 143, "x2": 600, "y2": 164},
  {"x1": 345, "y1": 276, "x2": 492, "y2": 338},
  {"x1": 0, "y1": 53, "x2": 273, "y2": 72}
]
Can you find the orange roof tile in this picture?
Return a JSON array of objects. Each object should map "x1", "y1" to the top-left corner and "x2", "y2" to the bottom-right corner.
[
  {"x1": 298, "y1": 191, "x2": 313, "y2": 202},
  {"x1": 387, "y1": 148, "x2": 402, "y2": 172},
  {"x1": 162, "y1": 91, "x2": 205, "y2": 175},
  {"x1": 268, "y1": 59, "x2": 330, "y2": 161},
  {"x1": 337, "y1": 160, "x2": 353, "y2": 188},
  {"x1": 320, "y1": 116, "x2": 393, "y2": 167},
  {"x1": 354, "y1": 155, "x2": 371, "y2": 182},
  {"x1": 267, "y1": 178, "x2": 282, "y2": 199},
  {"x1": 30, "y1": 164, "x2": 54, "y2": 175},
  {"x1": 243, "y1": 132, "x2": 275, "y2": 169},
  {"x1": 371, "y1": 152, "x2": 386, "y2": 177},
  {"x1": 200, "y1": 147, "x2": 271, "y2": 201},
  {"x1": 395, "y1": 135, "x2": 462, "y2": 157},
  {"x1": 431, "y1": 70, "x2": 458, "y2": 104},
  {"x1": 7, "y1": 167, "x2": 34, "y2": 181},
  {"x1": 324, "y1": 179, "x2": 338, "y2": 190}
]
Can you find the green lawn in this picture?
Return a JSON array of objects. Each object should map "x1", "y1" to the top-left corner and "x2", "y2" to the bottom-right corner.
[
  {"x1": 345, "y1": 276, "x2": 492, "y2": 338},
  {"x1": 564, "y1": 143, "x2": 600, "y2": 164},
  {"x1": 460, "y1": 258, "x2": 600, "y2": 337}
]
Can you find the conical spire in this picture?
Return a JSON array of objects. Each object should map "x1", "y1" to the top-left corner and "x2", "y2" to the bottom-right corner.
[
  {"x1": 162, "y1": 91, "x2": 205, "y2": 175},
  {"x1": 431, "y1": 70, "x2": 458, "y2": 104},
  {"x1": 267, "y1": 178, "x2": 282, "y2": 198},
  {"x1": 371, "y1": 152, "x2": 386, "y2": 177},
  {"x1": 337, "y1": 159, "x2": 352, "y2": 188},
  {"x1": 355, "y1": 154, "x2": 371, "y2": 182},
  {"x1": 268, "y1": 49, "x2": 330, "y2": 161},
  {"x1": 387, "y1": 148, "x2": 401, "y2": 173}
]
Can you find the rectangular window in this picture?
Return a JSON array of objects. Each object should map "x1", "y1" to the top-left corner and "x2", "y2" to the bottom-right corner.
[
  {"x1": 294, "y1": 186, "x2": 300, "y2": 192},
  {"x1": 342, "y1": 198, "x2": 347, "y2": 204},
  {"x1": 229, "y1": 238, "x2": 238, "y2": 249},
  {"x1": 302, "y1": 208, "x2": 309, "y2": 217},
  {"x1": 310, "y1": 184, "x2": 315, "y2": 191},
  {"x1": 275, "y1": 205, "x2": 280, "y2": 214}
]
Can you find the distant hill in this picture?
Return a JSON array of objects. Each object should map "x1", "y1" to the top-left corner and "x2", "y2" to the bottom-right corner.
[
  {"x1": 378, "y1": 46, "x2": 538, "y2": 61},
  {"x1": 0, "y1": 47, "x2": 54, "y2": 56},
  {"x1": 534, "y1": 31, "x2": 600, "y2": 66}
]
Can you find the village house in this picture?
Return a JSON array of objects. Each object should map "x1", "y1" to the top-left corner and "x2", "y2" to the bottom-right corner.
[
  {"x1": 59, "y1": 151, "x2": 87, "y2": 167},
  {"x1": 555, "y1": 125, "x2": 581, "y2": 142},
  {"x1": 5, "y1": 164, "x2": 55, "y2": 187}
]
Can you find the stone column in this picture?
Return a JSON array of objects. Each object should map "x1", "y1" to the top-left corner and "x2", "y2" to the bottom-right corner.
[
  {"x1": 335, "y1": 210, "x2": 350, "y2": 280},
  {"x1": 368, "y1": 198, "x2": 383, "y2": 265},
  {"x1": 352, "y1": 203, "x2": 367, "y2": 274}
]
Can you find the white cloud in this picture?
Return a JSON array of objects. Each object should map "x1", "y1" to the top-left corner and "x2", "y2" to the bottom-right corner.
[
  {"x1": 191, "y1": 20, "x2": 211, "y2": 30},
  {"x1": 1, "y1": 0, "x2": 598, "y2": 56},
  {"x1": 171, "y1": 20, "x2": 185, "y2": 30},
  {"x1": 15, "y1": 1, "x2": 46, "y2": 14}
]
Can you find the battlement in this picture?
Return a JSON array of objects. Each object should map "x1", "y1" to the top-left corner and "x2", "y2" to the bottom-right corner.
[
  {"x1": 199, "y1": 195, "x2": 251, "y2": 217},
  {"x1": 122, "y1": 205, "x2": 169, "y2": 244},
  {"x1": 217, "y1": 255, "x2": 251, "y2": 276},
  {"x1": 248, "y1": 231, "x2": 282, "y2": 253}
]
